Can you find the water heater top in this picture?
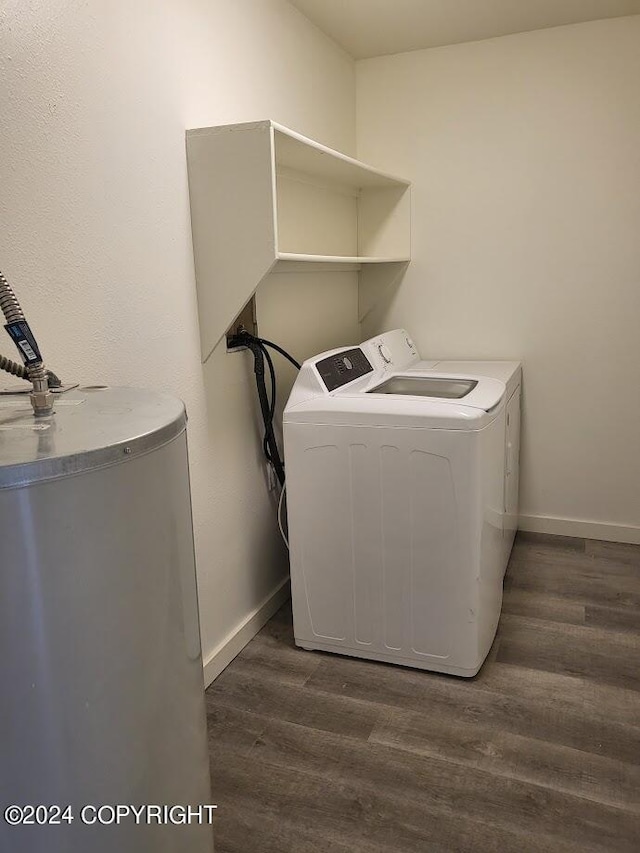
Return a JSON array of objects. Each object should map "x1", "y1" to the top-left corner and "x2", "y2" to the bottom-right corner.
[{"x1": 0, "y1": 387, "x2": 187, "y2": 490}]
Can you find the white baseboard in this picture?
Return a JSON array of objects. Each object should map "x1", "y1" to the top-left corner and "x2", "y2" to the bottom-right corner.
[
  {"x1": 202, "y1": 576, "x2": 291, "y2": 688},
  {"x1": 518, "y1": 514, "x2": 640, "y2": 545}
]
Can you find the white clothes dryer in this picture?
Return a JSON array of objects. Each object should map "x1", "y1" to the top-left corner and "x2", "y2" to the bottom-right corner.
[{"x1": 283, "y1": 329, "x2": 521, "y2": 677}]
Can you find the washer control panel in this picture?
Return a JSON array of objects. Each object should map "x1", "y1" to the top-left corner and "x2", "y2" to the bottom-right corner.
[
  {"x1": 316, "y1": 348, "x2": 373, "y2": 392},
  {"x1": 362, "y1": 329, "x2": 419, "y2": 371}
]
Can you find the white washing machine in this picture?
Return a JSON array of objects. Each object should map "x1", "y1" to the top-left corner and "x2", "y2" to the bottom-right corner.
[{"x1": 283, "y1": 329, "x2": 521, "y2": 677}]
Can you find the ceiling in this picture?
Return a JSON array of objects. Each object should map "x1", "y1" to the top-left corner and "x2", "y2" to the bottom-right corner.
[{"x1": 288, "y1": 0, "x2": 640, "y2": 59}]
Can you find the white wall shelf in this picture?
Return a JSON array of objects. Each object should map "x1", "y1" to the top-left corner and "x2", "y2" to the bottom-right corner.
[
  {"x1": 276, "y1": 253, "x2": 409, "y2": 264},
  {"x1": 186, "y1": 120, "x2": 411, "y2": 362}
]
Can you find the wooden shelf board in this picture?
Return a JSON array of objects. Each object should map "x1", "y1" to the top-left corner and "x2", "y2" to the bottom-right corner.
[{"x1": 276, "y1": 252, "x2": 409, "y2": 264}]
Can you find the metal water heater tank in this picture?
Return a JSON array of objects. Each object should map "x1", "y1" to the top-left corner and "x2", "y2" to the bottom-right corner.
[{"x1": 0, "y1": 387, "x2": 214, "y2": 853}]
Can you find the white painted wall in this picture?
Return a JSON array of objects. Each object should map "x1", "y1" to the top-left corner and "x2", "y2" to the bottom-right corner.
[
  {"x1": 0, "y1": 0, "x2": 358, "y2": 681},
  {"x1": 357, "y1": 16, "x2": 640, "y2": 542}
]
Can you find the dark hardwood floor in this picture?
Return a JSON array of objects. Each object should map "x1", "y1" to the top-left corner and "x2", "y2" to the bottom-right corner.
[{"x1": 206, "y1": 532, "x2": 640, "y2": 852}]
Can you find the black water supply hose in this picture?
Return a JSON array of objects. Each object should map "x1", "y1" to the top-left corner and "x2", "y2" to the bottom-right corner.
[
  {"x1": 230, "y1": 330, "x2": 301, "y2": 481},
  {"x1": 0, "y1": 269, "x2": 59, "y2": 414},
  {"x1": 230, "y1": 329, "x2": 302, "y2": 545}
]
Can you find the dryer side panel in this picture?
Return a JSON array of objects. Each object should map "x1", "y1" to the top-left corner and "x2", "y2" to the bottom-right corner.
[
  {"x1": 503, "y1": 386, "x2": 521, "y2": 564},
  {"x1": 478, "y1": 410, "x2": 508, "y2": 658}
]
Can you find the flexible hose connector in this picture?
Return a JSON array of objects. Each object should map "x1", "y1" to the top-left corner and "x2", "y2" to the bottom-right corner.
[
  {"x1": 0, "y1": 268, "x2": 54, "y2": 416},
  {"x1": 0, "y1": 270, "x2": 25, "y2": 324},
  {"x1": 0, "y1": 353, "x2": 28, "y2": 380},
  {"x1": 27, "y1": 364, "x2": 53, "y2": 416}
]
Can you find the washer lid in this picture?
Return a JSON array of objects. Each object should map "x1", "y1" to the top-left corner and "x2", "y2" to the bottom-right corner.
[
  {"x1": 367, "y1": 375, "x2": 478, "y2": 399},
  {"x1": 284, "y1": 372, "x2": 505, "y2": 429},
  {"x1": 0, "y1": 387, "x2": 186, "y2": 489},
  {"x1": 342, "y1": 370, "x2": 506, "y2": 413},
  {"x1": 408, "y1": 360, "x2": 522, "y2": 400}
]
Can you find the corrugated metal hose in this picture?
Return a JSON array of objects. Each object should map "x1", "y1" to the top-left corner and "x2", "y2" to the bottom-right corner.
[{"x1": 0, "y1": 268, "x2": 57, "y2": 414}]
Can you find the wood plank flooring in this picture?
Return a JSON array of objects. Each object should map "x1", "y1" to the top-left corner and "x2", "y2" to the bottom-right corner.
[{"x1": 206, "y1": 532, "x2": 640, "y2": 852}]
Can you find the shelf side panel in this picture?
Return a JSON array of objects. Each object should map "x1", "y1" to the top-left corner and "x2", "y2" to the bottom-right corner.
[
  {"x1": 358, "y1": 186, "x2": 411, "y2": 259},
  {"x1": 358, "y1": 262, "x2": 409, "y2": 323},
  {"x1": 186, "y1": 124, "x2": 276, "y2": 362}
]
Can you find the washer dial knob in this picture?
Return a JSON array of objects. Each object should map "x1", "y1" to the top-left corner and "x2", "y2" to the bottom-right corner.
[{"x1": 378, "y1": 344, "x2": 392, "y2": 364}]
